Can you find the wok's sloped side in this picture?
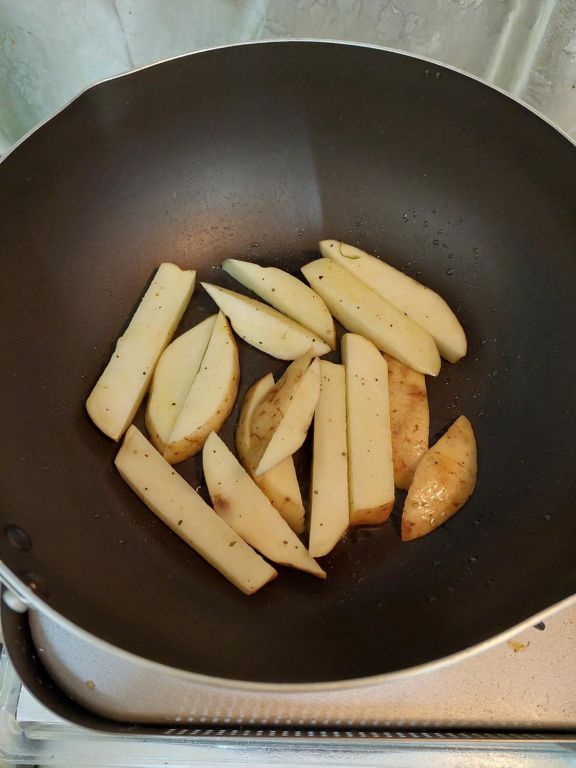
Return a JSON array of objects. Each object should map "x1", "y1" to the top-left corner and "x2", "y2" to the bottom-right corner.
[{"x1": 0, "y1": 42, "x2": 575, "y2": 683}]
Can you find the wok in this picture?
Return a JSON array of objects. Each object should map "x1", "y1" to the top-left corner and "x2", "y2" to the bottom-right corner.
[{"x1": 0, "y1": 41, "x2": 575, "y2": 686}]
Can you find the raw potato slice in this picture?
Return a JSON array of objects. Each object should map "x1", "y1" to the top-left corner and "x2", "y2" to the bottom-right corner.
[
  {"x1": 163, "y1": 312, "x2": 239, "y2": 464},
  {"x1": 145, "y1": 315, "x2": 217, "y2": 452},
  {"x1": 309, "y1": 361, "x2": 349, "y2": 557},
  {"x1": 202, "y1": 282, "x2": 331, "y2": 360},
  {"x1": 402, "y1": 415, "x2": 477, "y2": 541},
  {"x1": 302, "y1": 259, "x2": 440, "y2": 376},
  {"x1": 236, "y1": 375, "x2": 305, "y2": 534},
  {"x1": 320, "y1": 239, "x2": 467, "y2": 363},
  {"x1": 386, "y1": 355, "x2": 429, "y2": 490},
  {"x1": 86, "y1": 263, "x2": 195, "y2": 440},
  {"x1": 203, "y1": 432, "x2": 326, "y2": 578},
  {"x1": 342, "y1": 334, "x2": 395, "y2": 526},
  {"x1": 251, "y1": 355, "x2": 321, "y2": 476},
  {"x1": 222, "y1": 259, "x2": 336, "y2": 348},
  {"x1": 115, "y1": 426, "x2": 277, "y2": 595}
]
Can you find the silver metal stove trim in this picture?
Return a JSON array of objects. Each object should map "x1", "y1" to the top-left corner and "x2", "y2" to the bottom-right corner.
[{"x1": 29, "y1": 603, "x2": 576, "y2": 727}]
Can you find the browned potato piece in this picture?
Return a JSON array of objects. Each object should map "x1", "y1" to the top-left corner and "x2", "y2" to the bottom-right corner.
[
  {"x1": 236, "y1": 374, "x2": 305, "y2": 534},
  {"x1": 386, "y1": 355, "x2": 429, "y2": 490},
  {"x1": 402, "y1": 416, "x2": 477, "y2": 541},
  {"x1": 249, "y1": 351, "x2": 320, "y2": 476}
]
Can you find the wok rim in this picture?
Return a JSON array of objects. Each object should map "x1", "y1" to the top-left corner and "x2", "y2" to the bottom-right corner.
[{"x1": 1, "y1": 39, "x2": 575, "y2": 691}]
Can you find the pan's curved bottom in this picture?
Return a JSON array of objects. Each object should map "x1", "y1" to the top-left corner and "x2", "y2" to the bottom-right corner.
[{"x1": 1, "y1": 41, "x2": 576, "y2": 684}]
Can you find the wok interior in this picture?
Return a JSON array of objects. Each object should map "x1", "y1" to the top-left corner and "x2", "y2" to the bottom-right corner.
[{"x1": 0, "y1": 43, "x2": 575, "y2": 683}]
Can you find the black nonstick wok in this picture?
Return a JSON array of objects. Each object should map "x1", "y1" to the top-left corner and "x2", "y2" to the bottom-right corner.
[{"x1": 1, "y1": 41, "x2": 575, "y2": 686}]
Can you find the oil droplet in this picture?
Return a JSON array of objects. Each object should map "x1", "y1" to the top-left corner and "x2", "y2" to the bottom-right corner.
[
  {"x1": 22, "y1": 572, "x2": 48, "y2": 598},
  {"x1": 446, "y1": 266, "x2": 455, "y2": 276},
  {"x1": 5, "y1": 525, "x2": 32, "y2": 551},
  {"x1": 86, "y1": 680, "x2": 96, "y2": 690}
]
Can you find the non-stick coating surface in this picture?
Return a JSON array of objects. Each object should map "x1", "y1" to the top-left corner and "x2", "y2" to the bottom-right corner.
[{"x1": 1, "y1": 43, "x2": 575, "y2": 684}]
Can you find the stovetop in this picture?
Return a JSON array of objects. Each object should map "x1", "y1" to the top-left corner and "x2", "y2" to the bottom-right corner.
[{"x1": 1, "y1": 603, "x2": 574, "y2": 765}]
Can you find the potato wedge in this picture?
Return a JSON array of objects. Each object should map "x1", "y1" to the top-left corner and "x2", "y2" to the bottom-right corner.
[
  {"x1": 163, "y1": 312, "x2": 239, "y2": 464},
  {"x1": 309, "y1": 361, "x2": 349, "y2": 557},
  {"x1": 320, "y1": 240, "x2": 467, "y2": 363},
  {"x1": 342, "y1": 334, "x2": 395, "y2": 525},
  {"x1": 386, "y1": 355, "x2": 429, "y2": 490},
  {"x1": 223, "y1": 259, "x2": 336, "y2": 348},
  {"x1": 402, "y1": 415, "x2": 477, "y2": 541},
  {"x1": 202, "y1": 282, "x2": 330, "y2": 360},
  {"x1": 115, "y1": 426, "x2": 277, "y2": 595},
  {"x1": 145, "y1": 315, "x2": 217, "y2": 452},
  {"x1": 87, "y1": 263, "x2": 195, "y2": 440},
  {"x1": 302, "y1": 259, "x2": 440, "y2": 376},
  {"x1": 203, "y1": 432, "x2": 326, "y2": 578},
  {"x1": 250, "y1": 354, "x2": 321, "y2": 476},
  {"x1": 236, "y1": 374, "x2": 305, "y2": 534}
]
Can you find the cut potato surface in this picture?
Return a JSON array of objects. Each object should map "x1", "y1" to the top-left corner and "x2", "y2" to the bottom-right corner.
[
  {"x1": 302, "y1": 259, "x2": 440, "y2": 376},
  {"x1": 202, "y1": 282, "x2": 330, "y2": 360},
  {"x1": 386, "y1": 355, "x2": 429, "y2": 490},
  {"x1": 145, "y1": 315, "x2": 217, "y2": 453},
  {"x1": 203, "y1": 432, "x2": 326, "y2": 578},
  {"x1": 236, "y1": 374, "x2": 305, "y2": 534},
  {"x1": 320, "y1": 240, "x2": 467, "y2": 363},
  {"x1": 163, "y1": 312, "x2": 239, "y2": 464},
  {"x1": 402, "y1": 415, "x2": 477, "y2": 541},
  {"x1": 87, "y1": 263, "x2": 195, "y2": 441},
  {"x1": 115, "y1": 426, "x2": 277, "y2": 594},
  {"x1": 223, "y1": 259, "x2": 336, "y2": 348},
  {"x1": 342, "y1": 334, "x2": 395, "y2": 526},
  {"x1": 309, "y1": 361, "x2": 349, "y2": 557},
  {"x1": 250, "y1": 354, "x2": 321, "y2": 476}
]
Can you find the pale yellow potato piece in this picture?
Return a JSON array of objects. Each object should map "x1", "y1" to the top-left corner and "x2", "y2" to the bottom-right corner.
[
  {"x1": 145, "y1": 315, "x2": 217, "y2": 453},
  {"x1": 386, "y1": 355, "x2": 429, "y2": 490},
  {"x1": 202, "y1": 282, "x2": 330, "y2": 360},
  {"x1": 302, "y1": 259, "x2": 440, "y2": 376},
  {"x1": 87, "y1": 263, "x2": 195, "y2": 441},
  {"x1": 203, "y1": 432, "x2": 326, "y2": 578},
  {"x1": 223, "y1": 259, "x2": 336, "y2": 348},
  {"x1": 309, "y1": 361, "x2": 349, "y2": 557},
  {"x1": 236, "y1": 374, "x2": 305, "y2": 534},
  {"x1": 115, "y1": 426, "x2": 277, "y2": 595},
  {"x1": 402, "y1": 415, "x2": 477, "y2": 541},
  {"x1": 251, "y1": 355, "x2": 321, "y2": 476},
  {"x1": 342, "y1": 334, "x2": 395, "y2": 526},
  {"x1": 320, "y1": 240, "x2": 467, "y2": 363},
  {"x1": 164, "y1": 312, "x2": 239, "y2": 464}
]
